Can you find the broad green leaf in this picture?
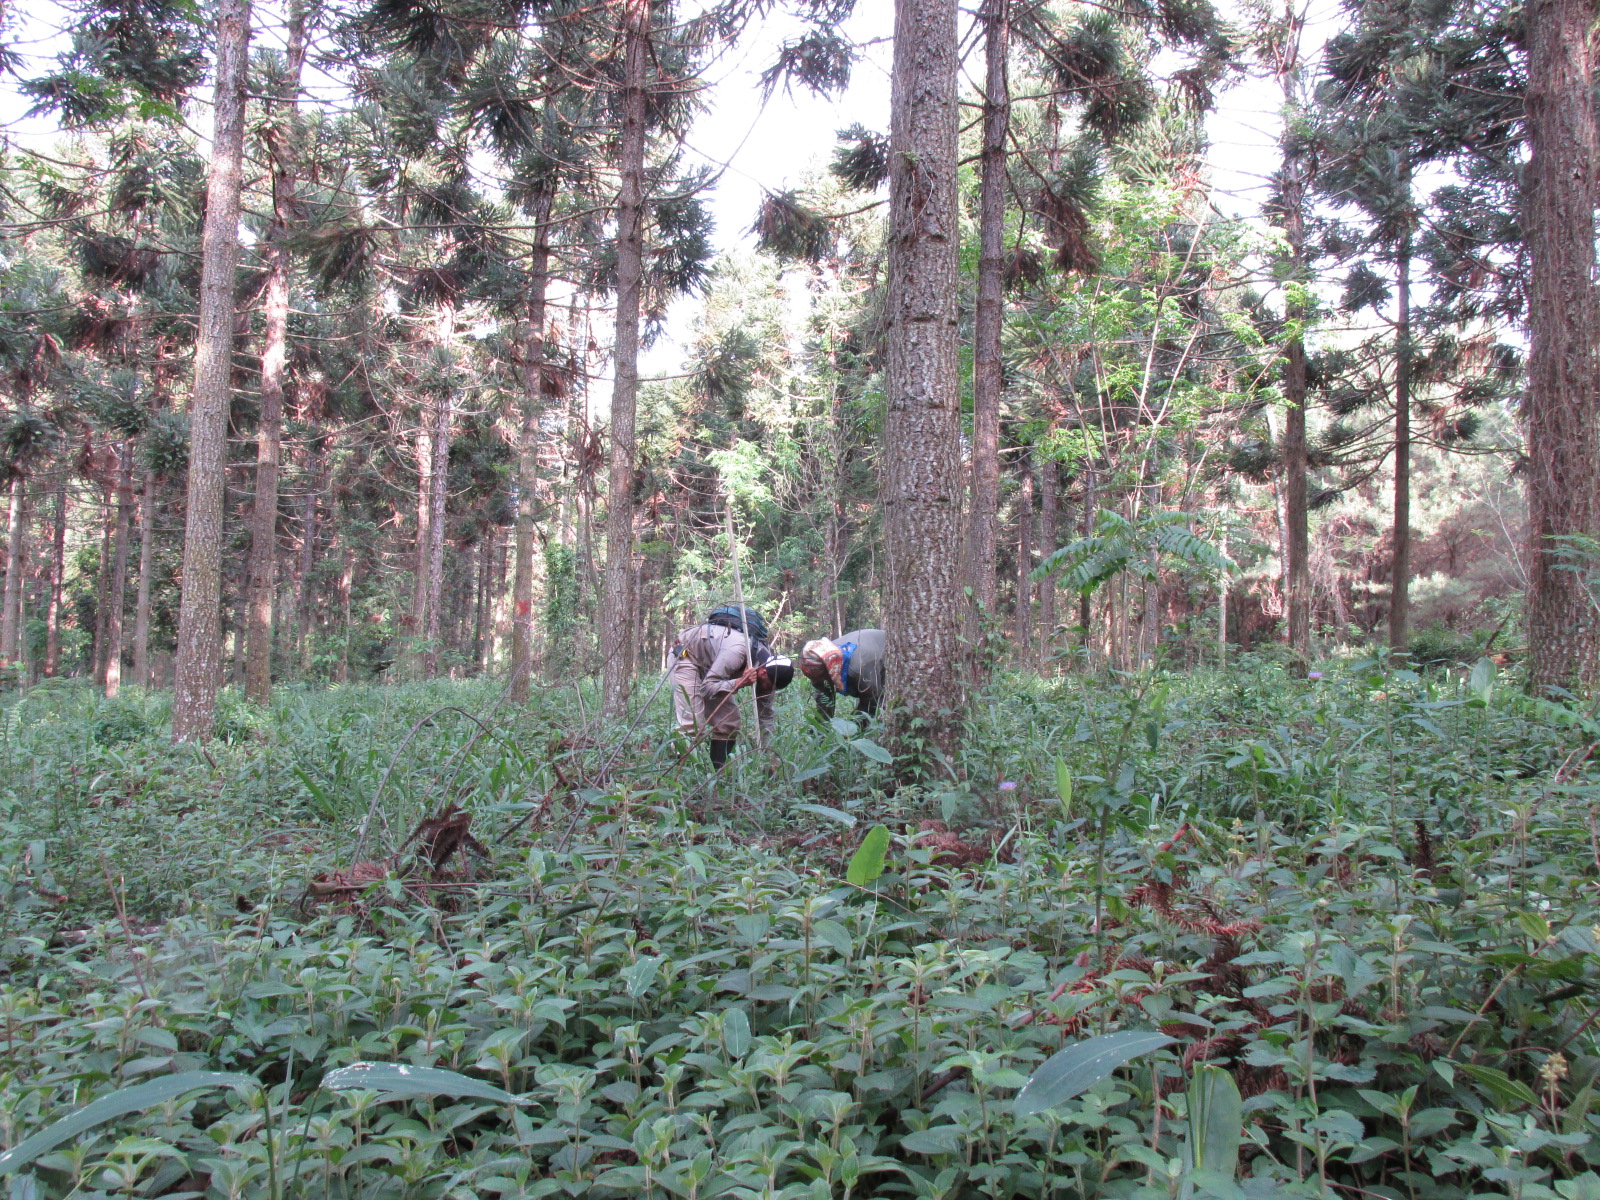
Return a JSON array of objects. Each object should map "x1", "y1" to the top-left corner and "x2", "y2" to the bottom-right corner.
[
  {"x1": 812, "y1": 919, "x2": 852, "y2": 957},
  {"x1": 0, "y1": 1071, "x2": 258, "y2": 1176},
  {"x1": 1188, "y1": 1064, "x2": 1242, "y2": 1177},
  {"x1": 621, "y1": 955, "x2": 660, "y2": 998},
  {"x1": 1517, "y1": 912, "x2": 1552, "y2": 943},
  {"x1": 900, "y1": 1126, "x2": 965, "y2": 1155},
  {"x1": 722, "y1": 1008, "x2": 751, "y2": 1058},
  {"x1": 1055, "y1": 759, "x2": 1073, "y2": 820},
  {"x1": 1357, "y1": 1088, "x2": 1403, "y2": 1119},
  {"x1": 793, "y1": 803, "x2": 856, "y2": 828},
  {"x1": 847, "y1": 825, "x2": 891, "y2": 887},
  {"x1": 323, "y1": 1063, "x2": 524, "y2": 1105},
  {"x1": 851, "y1": 738, "x2": 893, "y2": 765},
  {"x1": 829, "y1": 717, "x2": 858, "y2": 737},
  {"x1": 1468, "y1": 657, "x2": 1495, "y2": 704},
  {"x1": 1557, "y1": 1171, "x2": 1600, "y2": 1200},
  {"x1": 1015, "y1": 1031, "x2": 1175, "y2": 1117},
  {"x1": 1566, "y1": 1081, "x2": 1597, "y2": 1136},
  {"x1": 1456, "y1": 1062, "x2": 1537, "y2": 1110},
  {"x1": 1410, "y1": 1107, "x2": 1460, "y2": 1139}
]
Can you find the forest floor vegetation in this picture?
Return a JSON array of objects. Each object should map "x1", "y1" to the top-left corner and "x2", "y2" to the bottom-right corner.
[{"x1": 3, "y1": 658, "x2": 1600, "y2": 1199}]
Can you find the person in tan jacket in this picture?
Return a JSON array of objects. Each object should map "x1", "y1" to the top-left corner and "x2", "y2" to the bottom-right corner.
[{"x1": 670, "y1": 606, "x2": 794, "y2": 768}]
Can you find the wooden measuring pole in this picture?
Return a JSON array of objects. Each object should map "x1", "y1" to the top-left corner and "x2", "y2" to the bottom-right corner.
[{"x1": 724, "y1": 500, "x2": 763, "y2": 751}]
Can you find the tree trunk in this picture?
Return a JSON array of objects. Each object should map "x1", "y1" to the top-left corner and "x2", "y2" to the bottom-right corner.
[
  {"x1": 883, "y1": 0, "x2": 964, "y2": 752},
  {"x1": 244, "y1": 0, "x2": 303, "y2": 705},
  {"x1": 471, "y1": 536, "x2": 487, "y2": 670},
  {"x1": 510, "y1": 186, "x2": 554, "y2": 702},
  {"x1": 1016, "y1": 452, "x2": 1033, "y2": 650},
  {"x1": 131, "y1": 470, "x2": 155, "y2": 688},
  {"x1": 172, "y1": 0, "x2": 250, "y2": 741},
  {"x1": 93, "y1": 500, "x2": 111, "y2": 685},
  {"x1": 0, "y1": 474, "x2": 24, "y2": 667},
  {"x1": 230, "y1": 580, "x2": 248, "y2": 686},
  {"x1": 1039, "y1": 457, "x2": 1056, "y2": 665},
  {"x1": 1218, "y1": 530, "x2": 1229, "y2": 665},
  {"x1": 1269, "y1": 21, "x2": 1312, "y2": 668},
  {"x1": 1271, "y1": 412, "x2": 1290, "y2": 643},
  {"x1": 824, "y1": 351, "x2": 850, "y2": 638},
  {"x1": 968, "y1": 0, "x2": 1009, "y2": 636},
  {"x1": 600, "y1": 0, "x2": 649, "y2": 719},
  {"x1": 492, "y1": 529, "x2": 511, "y2": 669},
  {"x1": 337, "y1": 538, "x2": 352, "y2": 683},
  {"x1": 297, "y1": 438, "x2": 322, "y2": 675},
  {"x1": 485, "y1": 534, "x2": 500, "y2": 672},
  {"x1": 412, "y1": 399, "x2": 434, "y2": 671},
  {"x1": 1388, "y1": 205, "x2": 1414, "y2": 656},
  {"x1": 44, "y1": 480, "x2": 64, "y2": 678},
  {"x1": 1143, "y1": 559, "x2": 1159, "y2": 664},
  {"x1": 1078, "y1": 465, "x2": 1094, "y2": 657},
  {"x1": 1525, "y1": 0, "x2": 1600, "y2": 691},
  {"x1": 1281, "y1": 240, "x2": 1310, "y2": 664},
  {"x1": 423, "y1": 393, "x2": 450, "y2": 678},
  {"x1": 104, "y1": 442, "x2": 134, "y2": 697}
]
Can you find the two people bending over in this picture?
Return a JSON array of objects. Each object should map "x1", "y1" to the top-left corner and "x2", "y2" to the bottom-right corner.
[{"x1": 670, "y1": 604, "x2": 885, "y2": 769}]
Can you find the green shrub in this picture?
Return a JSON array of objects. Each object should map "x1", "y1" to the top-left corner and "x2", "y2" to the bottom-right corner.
[
  {"x1": 0, "y1": 666, "x2": 1597, "y2": 1199},
  {"x1": 1408, "y1": 623, "x2": 1482, "y2": 667}
]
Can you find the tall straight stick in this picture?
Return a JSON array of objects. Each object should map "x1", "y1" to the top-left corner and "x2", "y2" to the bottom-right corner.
[{"x1": 724, "y1": 500, "x2": 763, "y2": 751}]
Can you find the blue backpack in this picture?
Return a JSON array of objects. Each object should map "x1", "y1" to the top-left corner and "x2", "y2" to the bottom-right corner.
[{"x1": 706, "y1": 605, "x2": 769, "y2": 643}]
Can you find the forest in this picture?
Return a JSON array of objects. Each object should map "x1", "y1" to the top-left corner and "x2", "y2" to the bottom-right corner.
[{"x1": 3, "y1": 0, "x2": 1600, "y2": 1196}]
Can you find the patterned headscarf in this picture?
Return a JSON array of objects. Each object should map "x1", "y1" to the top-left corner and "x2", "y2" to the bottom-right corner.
[{"x1": 800, "y1": 638, "x2": 845, "y2": 690}]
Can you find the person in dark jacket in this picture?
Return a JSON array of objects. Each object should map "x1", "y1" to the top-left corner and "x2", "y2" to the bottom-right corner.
[
  {"x1": 670, "y1": 609, "x2": 794, "y2": 768},
  {"x1": 799, "y1": 628, "x2": 885, "y2": 719}
]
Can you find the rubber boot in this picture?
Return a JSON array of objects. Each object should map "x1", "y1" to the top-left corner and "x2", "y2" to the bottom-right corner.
[{"x1": 709, "y1": 739, "x2": 733, "y2": 770}]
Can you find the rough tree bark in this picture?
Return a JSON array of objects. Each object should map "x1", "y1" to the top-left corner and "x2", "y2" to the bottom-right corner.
[
  {"x1": 422, "y1": 392, "x2": 450, "y2": 678},
  {"x1": 245, "y1": 0, "x2": 305, "y2": 706},
  {"x1": 171, "y1": 0, "x2": 250, "y2": 741},
  {"x1": 1525, "y1": 0, "x2": 1600, "y2": 691},
  {"x1": 412, "y1": 396, "x2": 435, "y2": 671},
  {"x1": 44, "y1": 481, "x2": 63, "y2": 677},
  {"x1": 1281, "y1": 191, "x2": 1310, "y2": 666},
  {"x1": 104, "y1": 442, "x2": 134, "y2": 697},
  {"x1": 297, "y1": 437, "x2": 322, "y2": 674},
  {"x1": 1038, "y1": 457, "x2": 1056, "y2": 665},
  {"x1": 1268, "y1": 11, "x2": 1311, "y2": 667},
  {"x1": 472, "y1": 537, "x2": 487, "y2": 668},
  {"x1": 1015, "y1": 452, "x2": 1033, "y2": 650},
  {"x1": 968, "y1": 0, "x2": 1009, "y2": 640},
  {"x1": 1078, "y1": 465, "x2": 1094, "y2": 655},
  {"x1": 92, "y1": 501, "x2": 111, "y2": 685},
  {"x1": 337, "y1": 539, "x2": 352, "y2": 683},
  {"x1": 131, "y1": 470, "x2": 155, "y2": 688},
  {"x1": 599, "y1": 0, "x2": 649, "y2": 719},
  {"x1": 496, "y1": 530, "x2": 511, "y2": 664},
  {"x1": 0, "y1": 475, "x2": 24, "y2": 667},
  {"x1": 1389, "y1": 222, "x2": 1412, "y2": 654},
  {"x1": 882, "y1": 0, "x2": 965, "y2": 753},
  {"x1": 510, "y1": 184, "x2": 554, "y2": 701}
]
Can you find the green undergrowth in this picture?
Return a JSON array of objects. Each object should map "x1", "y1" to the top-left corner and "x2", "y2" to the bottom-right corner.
[{"x1": 4, "y1": 658, "x2": 1600, "y2": 1199}]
